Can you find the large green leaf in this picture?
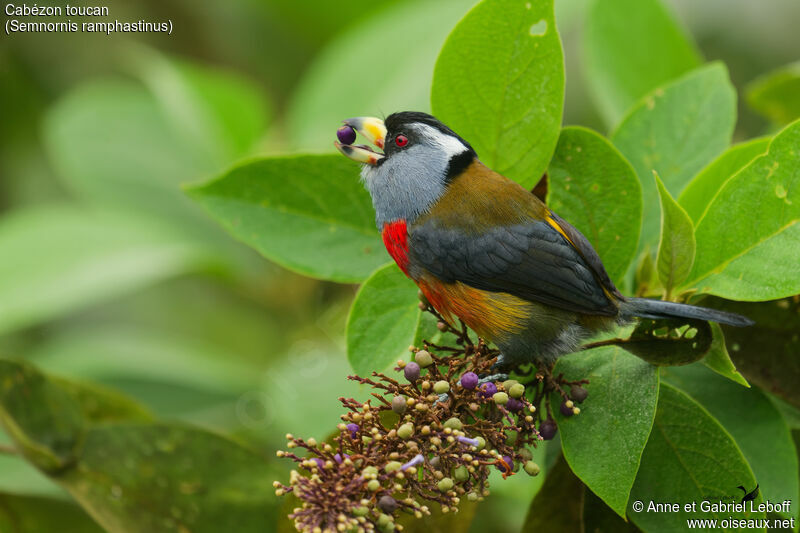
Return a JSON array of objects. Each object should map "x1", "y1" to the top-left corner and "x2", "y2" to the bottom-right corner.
[
  {"x1": 0, "y1": 358, "x2": 276, "y2": 533},
  {"x1": 682, "y1": 119, "x2": 800, "y2": 300},
  {"x1": 346, "y1": 263, "x2": 419, "y2": 374},
  {"x1": 0, "y1": 492, "x2": 104, "y2": 533},
  {"x1": 654, "y1": 172, "x2": 695, "y2": 297},
  {"x1": 0, "y1": 358, "x2": 85, "y2": 473},
  {"x1": 553, "y1": 346, "x2": 659, "y2": 517},
  {"x1": 746, "y1": 61, "x2": 800, "y2": 126},
  {"x1": 43, "y1": 64, "x2": 265, "y2": 241},
  {"x1": 704, "y1": 297, "x2": 800, "y2": 410},
  {"x1": 187, "y1": 155, "x2": 387, "y2": 282},
  {"x1": 521, "y1": 454, "x2": 583, "y2": 533},
  {"x1": 0, "y1": 206, "x2": 213, "y2": 335},
  {"x1": 583, "y1": 0, "x2": 701, "y2": 127},
  {"x1": 611, "y1": 63, "x2": 736, "y2": 254},
  {"x1": 663, "y1": 364, "x2": 798, "y2": 520},
  {"x1": 129, "y1": 47, "x2": 269, "y2": 163},
  {"x1": 629, "y1": 383, "x2": 761, "y2": 532},
  {"x1": 431, "y1": 0, "x2": 564, "y2": 189},
  {"x1": 678, "y1": 137, "x2": 770, "y2": 223},
  {"x1": 547, "y1": 126, "x2": 642, "y2": 284},
  {"x1": 287, "y1": 0, "x2": 472, "y2": 151},
  {"x1": 60, "y1": 423, "x2": 274, "y2": 533}
]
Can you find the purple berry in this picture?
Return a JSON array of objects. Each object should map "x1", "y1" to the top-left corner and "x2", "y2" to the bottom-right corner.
[
  {"x1": 378, "y1": 495, "x2": 400, "y2": 513},
  {"x1": 480, "y1": 382, "x2": 497, "y2": 398},
  {"x1": 539, "y1": 418, "x2": 557, "y2": 440},
  {"x1": 337, "y1": 125, "x2": 356, "y2": 145},
  {"x1": 333, "y1": 453, "x2": 349, "y2": 464},
  {"x1": 346, "y1": 423, "x2": 359, "y2": 439},
  {"x1": 570, "y1": 385, "x2": 588, "y2": 403},
  {"x1": 312, "y1": 458, "x2": 325, "y2": 469},
  {"x1": 506, "y1": 398, "x2": 523, "y2": 411},
  {"x1": 560, "y1": 400, "x2": 574, "y2": 417},
  {"x1": 460, "y1": 372, "x2": 479, "y2": 390},
  {"x1": 497, "y1": 455, "x2": 514, "y2": 474},
  {"x1": 404, "y1": 361, "x2": 420, "y2": 382}
]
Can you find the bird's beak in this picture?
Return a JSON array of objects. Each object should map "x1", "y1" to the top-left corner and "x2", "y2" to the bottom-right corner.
[{"x1": 334, "y1": 117, "x2": 386, "y2": 166}]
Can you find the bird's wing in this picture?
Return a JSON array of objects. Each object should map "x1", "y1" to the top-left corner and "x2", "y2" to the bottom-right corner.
[{"x1": 409, "y1": 213, "x2": 621, "y2": 316}]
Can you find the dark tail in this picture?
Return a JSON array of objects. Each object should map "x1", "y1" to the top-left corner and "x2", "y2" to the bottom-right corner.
[{"x1": 621, "y1": 297, "x2": 754, "y2": 327}]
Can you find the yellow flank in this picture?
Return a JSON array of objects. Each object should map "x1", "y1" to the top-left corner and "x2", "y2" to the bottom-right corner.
[{"x1": 418, "y1": 275, "x2": 531, "y2": 342}]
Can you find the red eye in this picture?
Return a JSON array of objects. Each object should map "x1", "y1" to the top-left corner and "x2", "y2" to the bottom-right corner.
[{"x1": 395, "y1": 134, "x2": 409, "y2": 147}]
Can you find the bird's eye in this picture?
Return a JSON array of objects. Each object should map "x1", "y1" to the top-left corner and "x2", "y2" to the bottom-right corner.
[{"x1": 395, "y1": 134, "x2": 409, "y2": 148}]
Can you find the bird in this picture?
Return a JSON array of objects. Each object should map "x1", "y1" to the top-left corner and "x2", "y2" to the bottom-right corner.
[{"x1": 335, "y1": 111, "x2": 752, "y2": 372}]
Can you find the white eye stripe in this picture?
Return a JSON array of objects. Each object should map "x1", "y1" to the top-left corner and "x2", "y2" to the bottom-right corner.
[{"x1": 410, "y1": 123, "x2": 468, "y2": 159}]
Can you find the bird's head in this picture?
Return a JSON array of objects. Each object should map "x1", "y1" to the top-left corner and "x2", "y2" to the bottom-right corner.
[{"x1": 335, "y1": 112, "x2": 477, "y2": 227}]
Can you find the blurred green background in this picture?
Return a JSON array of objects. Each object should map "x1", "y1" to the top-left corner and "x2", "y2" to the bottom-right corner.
[{"x1": 1, "y1": 0, "x2": 799, "y2": 530}]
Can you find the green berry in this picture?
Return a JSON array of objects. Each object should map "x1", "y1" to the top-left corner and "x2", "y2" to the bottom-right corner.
[
  {"x1": 352, "y1": 506, "x2": 369, "y2": 517},
  {"x1": 415, "y1": 350, "x2": 433, "y2": 367},
  {"x1": 524, "y1": 461, "x2": 540, "y2": 476},
  {"x1": 443, "y1": 417, "x2": 463, "y2": 430},
  {"x1": 378, "y1": 514, "x2": 391, "y2": 527},
  {"x1": 502, "y1": 379, "x2": 519, "y2": 390},
  {"x1": 433, "y1": 380, "x2": 450, "y2": 394},
  {"x1": 362, "y1": 466, "x2": 378, "y2": 478},
  {"x1": 519, "y1": 448, "x2": 533, "y2": 462},
  {"x1": 467, "y1": 492, "x2": 479, "y2": 502},
  {"x1": 385, "y1": 461, "x2": 402, "y2": 473},
  {"x1": 493, "y1": 392, "x2": 509, "y2": 405},
  {"x1": 368, "y1": 479, "x2": 381, "y2": 491},
  {"x1": 475, "y1": 436, "x2": 486, "y2": 450},
  {"x1": 454, "y1": 465, "x2": 469, "y2": 482},
  {"x1": 509, "y1": 383, "x2": 525, "y2": 398},
  {"x1": 437, "y1": 477, "x2": 454, "y2": 491},
  {"x1": 381, "y1": 523, "x2": 395, "y2": 533},
  {"x1": 398, "y1": 423, "x2": 414, "y2": 439}
]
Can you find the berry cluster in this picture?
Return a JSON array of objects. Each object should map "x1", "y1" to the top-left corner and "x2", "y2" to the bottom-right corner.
[{"x1": 273, "y1": 299, "x2": 588, "y2": 533}]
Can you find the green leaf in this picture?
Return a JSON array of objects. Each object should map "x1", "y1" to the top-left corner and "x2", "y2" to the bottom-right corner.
[
  {"x1": 703, "y1": 297, "x2": 800, "y2": 410},
  {"x1": 682, "y1": 119, "x2": 800, "y2": 300},
  {"x1": 187, "y1": 155, "x2": 387, "y2": 283},
  {"x1": 521, "y1": 454, "x2": 583, "y2": 533},
  {"x1": 43, "y1": 74, "x2": 263, "y2": 242},
  {"x1": 654, "y1": 172, "x2": 695, "y2": 296},
  {"x1": 678, "y1": 137, "x2": 771, "y2": 223},
  {"x1": 129, "y1": 47, "x2": 269, "y2": 162},
  {"x1": 346, "y1": 263, "x2": 419, "y2": 374},
  {"x1": 547, "y1": 126, "x2": 642, "y2": 284},
  {"x1": 701, "y1": 323, "x2": 748, "y2": 387},
  {"x1": 583, "y1": 0, "x2": 701, "y2": 127},
  {"x1": 52, "y1": 378, "x2": 152, "y2": 424},
  {"x1": 629, "y1": 383, "x2": 761, "y2": 532},
  {"x1": 611, "y1": 63, "x2": 736, "y2": 254},
  {"x1": 746, "y1": 61, "x2": 800, "y2": 126},
  {"x1": 553, "y1": 346, "x2": 659, "y2": 517},
  {"x1": 431, "y1": 0, "x2": 564, "y2": 189},
  {"x1": 662, "y1": 364, "x2": 798, "y2": 520},
  {"x1": 619, "y1": 318, "x2": 712, "y2": 367},
  {"x1": 287, "y1": 0, "x2": 472, "y2": 151},
  {"x1": 582, "y1": 488, "x2": 640, "y2": 532},
  {"x1": 59, "y1": 423, "x2": 274, "y2": 533},
  {"x1": 0, "y1": 492, "x2": 104, "y2": 533},
  {"x1": 0, "y1": 358, "x2": 85, "y2": 473},
  {"x1": 0, "y1": 206, "x2": 213, "y2": 335}
]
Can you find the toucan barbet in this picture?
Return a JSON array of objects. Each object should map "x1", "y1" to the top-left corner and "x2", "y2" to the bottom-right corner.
[{"x1": 335, "y1": 112, "x2": 752, "y2": 370}]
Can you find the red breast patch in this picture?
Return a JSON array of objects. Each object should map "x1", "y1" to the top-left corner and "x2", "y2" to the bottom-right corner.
[{"x1": 382, "y1": 220, "x2": 410, "y2": 276}]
